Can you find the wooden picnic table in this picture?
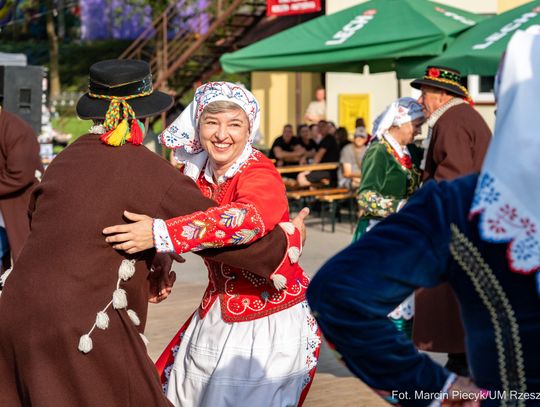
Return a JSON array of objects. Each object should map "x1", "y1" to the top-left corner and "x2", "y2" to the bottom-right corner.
[
  {"x1": 277, "y1": 162, "x2": 339, "y2": 174},
  {"x1": 286, "y1": 187, "x2": 349, "y2": 200}
]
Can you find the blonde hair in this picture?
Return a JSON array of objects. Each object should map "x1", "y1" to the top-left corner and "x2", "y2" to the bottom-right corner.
[{"x1": 202, "y1": 100, "x2": 244, "y2": 115}]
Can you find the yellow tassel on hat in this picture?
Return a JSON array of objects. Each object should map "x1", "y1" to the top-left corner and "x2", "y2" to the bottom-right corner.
[{"x1": 100, "y1": 119, "x2": 130, "y2": 146}]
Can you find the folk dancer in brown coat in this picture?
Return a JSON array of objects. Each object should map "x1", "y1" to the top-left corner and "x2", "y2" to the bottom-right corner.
[
  {"x1": 410, "y1": 66, "x2": 492, "y2": 375},
  {"x1": 0, "y1": 108, "x2": 42, "y2": 274},
  {"x1": 0, "y1": 60, "x2": 302, "y2": 407}
]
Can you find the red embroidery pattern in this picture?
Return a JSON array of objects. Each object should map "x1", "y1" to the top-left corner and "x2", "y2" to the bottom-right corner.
[
  {"x1": 198, "y1": 258, "x2": 308, "y2": 323},
  {"x1": 471, "y1": 172, "x2": 540, "y2": 275},
  {"x1": 165, "y1": 201, "x2": 265, "y2": 253},
  {"x1": 486, "y1": 204, "x2": 536, "y2": 237},
  {"x1": 190, "y1": 149, "x2": 309, "y2": 322}
]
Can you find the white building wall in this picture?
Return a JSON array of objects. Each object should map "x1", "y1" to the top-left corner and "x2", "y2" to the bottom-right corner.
[
  {"x1": 327, "y1": 0, "x2": 497, "y2": 15},
  {"x1": 325, "y1": 0, "x2": 498, "y2": 132},
  {"x1": 435, "y1": 0, "x2": 498, "y2": 14}
]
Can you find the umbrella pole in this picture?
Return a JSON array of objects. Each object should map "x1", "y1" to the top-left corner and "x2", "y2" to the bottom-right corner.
[
  {"x1": 397, "y1": 78, "x2": 402, "y2": 98},
  {"x1": 295, "y1": 73, "x2": 302, "y2": 127}
]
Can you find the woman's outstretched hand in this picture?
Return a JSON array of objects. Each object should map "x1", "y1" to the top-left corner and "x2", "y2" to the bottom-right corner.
[
  {"x1": 103, "y1": 211, "x2": 154, "y2": 254},
  {"x1": 291, "y1": 207, "x2": 309, "y2": 245}
]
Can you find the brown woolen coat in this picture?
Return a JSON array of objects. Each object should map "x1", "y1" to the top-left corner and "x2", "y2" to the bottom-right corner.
[
  {"x1": 0, "y1": 111, "x2": 43, "y2": 263},
  {"x1": 0, "y1": 133, "x2": 286, "y2": 407},
  {"x1": 414, "y1": 103, "x2": 492, "y2": 353}
]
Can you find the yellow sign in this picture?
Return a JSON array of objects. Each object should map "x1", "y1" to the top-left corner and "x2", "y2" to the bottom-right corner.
[{"x1": 338, "y1": 94, "x2": 370, "y2": 135}]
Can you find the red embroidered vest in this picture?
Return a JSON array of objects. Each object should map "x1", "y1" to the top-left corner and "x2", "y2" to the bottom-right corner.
[{"x1": 196, "y1": 151, "x2": 308, "y2": 322}]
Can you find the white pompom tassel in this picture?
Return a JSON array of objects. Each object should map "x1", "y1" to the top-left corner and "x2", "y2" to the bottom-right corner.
[
  {"x1": 112, "y1": 288, "x2": 128, "y2": 309},
  {"x1": 95, "y1": 311, "x2": 110, "y2": 330},
  {"x1": 279, "y1": 222, "x2": 296, "y2": 236},
  {"x1": 139, "y1": 333, "x2": 149, "y2": 346},
  {"x1": 118, "y1": 259, "x2": 136, "y2": 281},
  {"x1": 288, "y1": 247, "x2": 300, "y2": 264},
  {"x1": 271, "y1": 274, "x2": 287, "y2": 290},
  {"x1": 78, "y1": 334, "x2": 93, "y2": 353},
  {"x1": 127, "y1": 309, "x2": 140, "y2": 326},
  {"x1": 0, "y1": 267, "x2": 13, "y2": 286}
]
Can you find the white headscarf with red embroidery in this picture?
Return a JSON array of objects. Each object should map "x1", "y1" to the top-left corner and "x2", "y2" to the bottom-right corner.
[
  {"x1": 469, "y1": 26, "x2": 540, "y2": 277},
  {"x1": 160, "y1": 82, "x2": 260, "y2": 182}
]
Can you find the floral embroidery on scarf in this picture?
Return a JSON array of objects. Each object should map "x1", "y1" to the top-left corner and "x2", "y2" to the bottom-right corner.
[{"x1": 471, "y1": 172, "x2": 540, "y2": 276}]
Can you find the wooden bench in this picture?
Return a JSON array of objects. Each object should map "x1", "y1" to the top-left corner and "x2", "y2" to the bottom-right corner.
[
  {"x1": 286, "y1": 187, "x2": 357, "y2": 233},
  {"x1": 318, "y1": 192, "x2": 358, "y2": 233},
  {"x1": 286, "y1": 188, "x2": 349, "y2": 200},
  {"x1": 277, "y1": 162, "x2": 339, "y2": 175},
  {"x1": 286, "y1": 188, "x2": 349, "y2": 213}
]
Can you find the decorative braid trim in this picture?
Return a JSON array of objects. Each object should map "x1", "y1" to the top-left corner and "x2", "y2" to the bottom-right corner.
[
  {"x1": 88, "y1": 90, "x2": 152, "y2": 101},
  {"x1": 423, "y1": 76, "x2": 473, "y2": 102},
  {"x1": 450, "y1": 224, "x2": 526, "y2": 407},
  {"x1": 421, "y1": 98, "x2": 467, "y2": 171}
]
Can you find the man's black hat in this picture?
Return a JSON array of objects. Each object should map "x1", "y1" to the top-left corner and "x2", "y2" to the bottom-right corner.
[
  {"x1": 410, "y1": 66, "x2": 470, "y2": 100},
  {"x1": 76, "y1": 59, "x2": 173, "y2": 120}
]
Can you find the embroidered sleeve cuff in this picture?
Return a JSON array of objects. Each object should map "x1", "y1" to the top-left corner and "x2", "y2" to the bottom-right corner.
[
  {"x1": 153, "y1": 219, "x2": 175, "y2": 253},
  {"x1": 357, "y1": 190, "x2": 398, "y2": 218}
]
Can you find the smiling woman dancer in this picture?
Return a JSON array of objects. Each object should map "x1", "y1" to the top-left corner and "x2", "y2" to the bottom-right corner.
[{"x1": 103, "y1": 82, "x2": 320, "y2": 407}]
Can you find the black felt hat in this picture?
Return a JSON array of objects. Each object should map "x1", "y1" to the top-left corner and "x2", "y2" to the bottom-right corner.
[
  {"x1": 76, "y1": 59, "x2": 173, "y2": 120},
  {"x1": 410, "y1": 66, "x2": 470, "y2": 100}
]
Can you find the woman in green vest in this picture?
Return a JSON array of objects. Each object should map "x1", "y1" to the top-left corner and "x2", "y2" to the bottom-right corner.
[{"x1": 353, "y1": 97, "x2": 425, "y2": 337}]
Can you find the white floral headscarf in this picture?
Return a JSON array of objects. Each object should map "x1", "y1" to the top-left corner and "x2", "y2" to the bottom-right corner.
[
  {"x1": 160, "y1": 81, "x2": 260, "y2": 182},
  {"x1": 372, "y1": 97, "x2": 424, "y2": 139},
  {"x1": 470, "y1": 26, "x2": 540, "y2": 278}
]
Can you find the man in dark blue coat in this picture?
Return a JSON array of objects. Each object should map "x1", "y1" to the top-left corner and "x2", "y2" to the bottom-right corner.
[{"x1": 307, "y1": 27, "x2": 540, "y2": 406}]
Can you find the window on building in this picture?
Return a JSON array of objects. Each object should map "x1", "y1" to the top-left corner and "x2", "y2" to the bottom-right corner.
[{"x1": 468, "y1": 75, "x2": 495, "y2": 104}]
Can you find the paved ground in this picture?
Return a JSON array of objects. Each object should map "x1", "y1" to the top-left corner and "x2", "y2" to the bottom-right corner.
[{"x1": 145, "y1": 215, "x2": 444, "y2": 406}]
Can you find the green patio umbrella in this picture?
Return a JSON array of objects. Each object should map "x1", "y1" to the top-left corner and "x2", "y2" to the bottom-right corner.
[
  {"x1": 397, "y1": 1, "x2": 540, "y2": 77},
  {"x1": 220, "y1": 0, "x2": 484, "y2": 74}
]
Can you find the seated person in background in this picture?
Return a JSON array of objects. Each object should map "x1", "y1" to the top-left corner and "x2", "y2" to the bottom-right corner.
[
  {"x1": 327, "y1": 121, "x2": 337, "y2": 139},
  {"x1": 309, "y1": 123, "x2": 322, "y2": 146},
  {"x1": 297, "y1": 120, "x2": 340, "y2": 187},
  {"x1": 338, "y1": 126, "x2": 368, "y2": 190},
  {"x1": 355, "y1": 117, "x2": 372, "y2": 143},
  {"x1": 297, "y1": 124, "x2": 317, "y2": 163},
  {"x1": 304, "y1": 87, "x2": 326, "y2": 124},
  {"x1": 335, "y1": 126, "x2": 351, "y2": 152},
  {"x1": 355, "y1": 118, "x2": 370, "y2": 133},
  {"x1": 268, "y1": 124, "x2": 305, "y2": 167}
]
